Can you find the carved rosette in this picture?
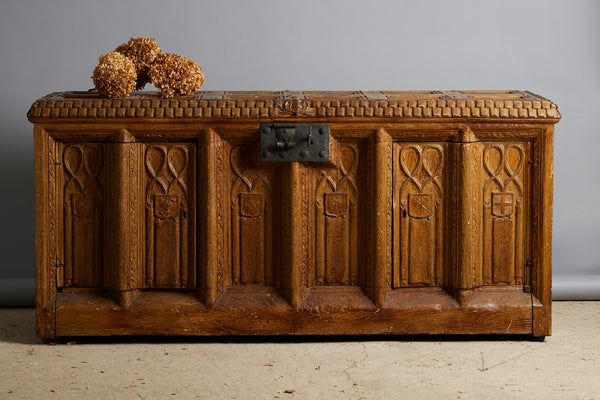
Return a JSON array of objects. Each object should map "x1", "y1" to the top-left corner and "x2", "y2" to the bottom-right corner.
[{"x1": 276, "y1": 98, "x2": 316, "y2": 117}]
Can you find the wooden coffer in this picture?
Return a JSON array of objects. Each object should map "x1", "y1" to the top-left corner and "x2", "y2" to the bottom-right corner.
[{"x1": 28, "y1": 90, "x2": 560, "y2": 339}]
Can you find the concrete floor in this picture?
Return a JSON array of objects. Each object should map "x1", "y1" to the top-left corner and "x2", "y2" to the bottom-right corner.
[{"x1": 0, "y1": 302, "x2": 598, "y2": 400}]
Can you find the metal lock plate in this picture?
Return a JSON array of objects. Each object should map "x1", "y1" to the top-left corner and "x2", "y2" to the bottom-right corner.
[{"x1": 260, "y1": 123, "x2": 329, "y2": 162}]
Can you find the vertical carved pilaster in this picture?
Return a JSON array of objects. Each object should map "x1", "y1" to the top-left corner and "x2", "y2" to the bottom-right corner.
[
  {"x1": 282, "y1": 162, "x2": 305, "y2": 307},
  {"x1": 371, "y1": 128, "x2": 392, "y2": 307},
  {"x1": 533, "y1": 126, "x2": 554, "y2": 337},
  {"x1": 215, "y1": 137, "x2": 227, "y2": 297},
  {"x1": 34, "y1": 127, "x2": 56, "y2": 338},
  {"x1": 452, "y1": 128, "x2": 483, "y2": 306},
  {"x1": 106, "y1": 129, "x2": 142, "y2": 307},
  {"x1": 199, "y1": 129, "x2": 219, "y2": 306}
]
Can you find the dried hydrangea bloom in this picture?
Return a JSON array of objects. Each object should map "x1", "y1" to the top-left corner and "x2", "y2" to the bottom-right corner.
[
  {"x1": 148, "y1": 53, "x2": 205, "y2": 98},
  {"x1": 114, "y1": 37, "x2": 161, "y2": 90},
  {"x1": 92, "y1": 52, "x2": 137, "y2": 98}
]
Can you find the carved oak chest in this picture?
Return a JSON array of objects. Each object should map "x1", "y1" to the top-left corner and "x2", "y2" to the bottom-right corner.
[{"x1": 28, "y1": 90, "x2": 560, "y2": 339}]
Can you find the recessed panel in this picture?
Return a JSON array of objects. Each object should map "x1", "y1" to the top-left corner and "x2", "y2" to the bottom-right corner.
[
  {"x1": 229, "y1": 144, "x2": 280, "y2": 287},
  {"x1": 482, "y1": 142, "x2": 530, "y2": 286},
  {"x1": 313, "y1": 144, "x2": 360, "y2": 286},
  {"x1": 393, "y1": 143, "x2": 446, "y2": 287},
  {"x1": 59, "y1": 143, "x2": 105, "y2": 287},
  {"x1": 143, "y1": 143, "x2": 195, "y2": 289}
]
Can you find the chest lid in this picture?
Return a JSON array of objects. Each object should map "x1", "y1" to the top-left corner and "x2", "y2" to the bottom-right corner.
[{"x1": 27, "y1": 90, "x2": 560, "y2": 122}]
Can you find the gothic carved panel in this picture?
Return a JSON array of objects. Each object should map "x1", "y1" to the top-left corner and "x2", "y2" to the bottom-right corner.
[
  {"x1": 482, "y1": 143, "x2": 530, "y2": 285},
  {"x1": 230, "y1": 145, "x2": 278, "y2": 286},
  {"x1": 314, "y1": 145, "x2": 359, "y2": 286},
  {"x1": 144, "y1": 143, "x2": 195, "y2": 289},
  {"x1": 393, "y1": 143, "x2": 446, "y2": 287},
  {"x1": 61, "y1": 143, "x2": 105, "y2": 287}
]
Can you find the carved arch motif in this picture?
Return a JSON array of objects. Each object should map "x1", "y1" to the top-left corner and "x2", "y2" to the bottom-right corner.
[
  {"x1": 393, "y1": 143, "x2": 445, "y2": 287},
  {"x1": 144, "y1": 143, "x2": 194, "y2": 289},
  {"x1": 482, "y1": 143, "x2": 529, "y2": 285},
  {"x1": 315, "y1": 144, "x2": 359, "y2": 285},
  {"x1": 229, "y1": 145, "x2": 276, "y2": 286},
  {"x1": 62, "y1": 143, "x2": 104, "y2": 287}
]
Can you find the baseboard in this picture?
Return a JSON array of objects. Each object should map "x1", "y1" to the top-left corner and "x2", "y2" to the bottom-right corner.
[
  {"x1": 0, "y1": 278, "x2": 35, "y2": 307},
  {"x1": 0, "y1": 275, "x2": 598, "y2": 307},
  {"x1": 552, "y1": 274, "x2": 600, "y2": 300}
]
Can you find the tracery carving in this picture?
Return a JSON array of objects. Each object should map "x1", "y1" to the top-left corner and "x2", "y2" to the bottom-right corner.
[
  {"x1": 393, "y1": 144, "x2": 445, "y2": 287},
  {"x1": 62, "y1": 143, "x2": 104, "y2": 287},
  {"x1": 230, "y1": 145, "x2": 275, "y2": 286},
  {"x1": 315, "y1": 145, "x2": 359, "y2": 285},
  {"x1": 482, "y1": 143, "x2": 528, "y2": 285},
  {"x1": 144, "y1": 143, "x2": 194, "y2": 288}
]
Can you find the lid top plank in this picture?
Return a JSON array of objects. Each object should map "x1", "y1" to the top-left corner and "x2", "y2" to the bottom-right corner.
[{"x1": 28, "y1": 90, "x2": 560, "y2": 121}]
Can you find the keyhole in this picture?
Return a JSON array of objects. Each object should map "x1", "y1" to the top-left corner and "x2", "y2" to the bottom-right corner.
[
  {"x1": 402, "y1": 210, "x2": 407, "y2": 218},
  {"x1": 307, "y1": 129, "x2": 313, "y2": 147}
]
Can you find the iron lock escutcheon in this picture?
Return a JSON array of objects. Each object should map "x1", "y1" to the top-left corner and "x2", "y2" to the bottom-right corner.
[{"x1": 260, "y1": 123, "x2": 329, "y2": 162}]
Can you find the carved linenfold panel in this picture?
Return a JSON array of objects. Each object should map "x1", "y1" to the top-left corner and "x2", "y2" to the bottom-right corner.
[
  {"x1": 144, "y1": 143, "x2": 195, "y2": 289},
  {"x1": 314, "y1": 145, "x2": 359, "y2": 286},
  {"x1": 230, "y1": 145, "x2": 278, "y2": 286},
  {"x1": 393, "y1": 143, "x2": 446, "y2": 287},
  {"x1": 61, "y1": 143, "x2": 105, "y2": 287},
  {"x1": 482, "y1": 143, "x2": 530, "y2": 285}
]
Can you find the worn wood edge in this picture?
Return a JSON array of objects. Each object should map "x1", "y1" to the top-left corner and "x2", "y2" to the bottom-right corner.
[
  {"x1": 285, "y1": 162, "x2": 305, "y2": 307},
  {"x1": 213, "y1": 286, "x2": 291, "y2": 311},
  {"x1": 197, "y1": 129, "x2": 219, "y2": 306},
  {"x1": 106, "y1": 139, "x2": 141, "y2": 307},
  {"x1": 28, "y1": 117, "x2": 562, "y2": 128},
  {"x1": 532, "y1": 125, "x2": 554, "y2": 337},
  {"x1": 532, "y1": 295, "x2": 549, "y2": 337},
  {"x1": 453, "y1": 135, "x2": 483, "y2": 303},
  {"x1": 52, "y1": 286, "x2": 534, "y2": 337},
  {"x1": 27, "y1": 91, "x2": 561, "y2": 123},
  {"x1": 34, "y1": 126, "x2": 56, "y2": 338},
  {"x1": 301, "y1": 286, "x2": 377, "y2": 312}
]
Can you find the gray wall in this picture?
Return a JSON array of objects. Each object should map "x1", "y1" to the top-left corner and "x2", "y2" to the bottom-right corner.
[{"x1": 1, "y1": 0, "x2": 598, "y2": 304}]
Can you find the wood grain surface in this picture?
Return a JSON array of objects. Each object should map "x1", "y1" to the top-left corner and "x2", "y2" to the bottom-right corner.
[{"x1": 30, "y1": 91, "x2": 559, "y2": 338}]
